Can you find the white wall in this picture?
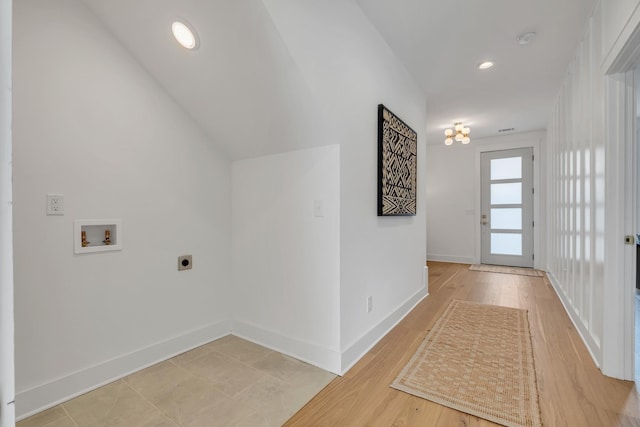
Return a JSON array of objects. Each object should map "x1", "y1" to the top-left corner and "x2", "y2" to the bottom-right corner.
[
  {"x1": 0, "y1": 0, "x2": 14, "y2": 424},
  {"x1": 426, "y1": 131, "x2": 545, "y2": 267},
  {"x1": 13, "y1": 0, "x2": 432, "y2": 417},
  {"x1": 546, "y1": 6, "x2": 606, "y2": 364},
  {"x1": 547, "y1": 0, "x2": 640, "y2": 382},
  {"x1": 13, "y1": 0, "x2": 232, "y2": 417},
  {"x1": 426, "y1": 144, "x2": 476, "y2": 264},
  {"x1": 260, "y1": 0, "x2": 428, "y2": 372},
  {"x1": 232, "y1": 145, "x2": 341, "y2": 373}
]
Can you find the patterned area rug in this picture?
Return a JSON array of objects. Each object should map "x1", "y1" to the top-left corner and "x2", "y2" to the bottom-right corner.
[
  {"x1": 469, "y1": 264, "x2": 544, "y2": 277},
  {"x1": 391, "y1": 300, "x2": 542, "y2": 427}
]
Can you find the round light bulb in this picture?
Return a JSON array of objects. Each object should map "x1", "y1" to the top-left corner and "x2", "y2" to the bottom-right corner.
[
  {"x1": 478, "y1": 61, "x2": 494, "y2": 70},
  {"x1": 444, "y1": 128, "x2": 453, "y2": 137},
  {"x1": 172, "y1": 21, "x2": 198, "y2": 50},
  {"x1": 462, "y1": 127, "x2": 470, "y2": 135},
  {"x1": 462, "y1": 137, "x2": 470, "y2": 144},
  {"x1": 455, "y1": 133, "x2": 463, "y2": 142},
  {"x1": 454, "y1": 123, "x2": 464, "y2": 132},
  {"x1": 445, "y1": 138, "x2": 453, "y2": 145}
]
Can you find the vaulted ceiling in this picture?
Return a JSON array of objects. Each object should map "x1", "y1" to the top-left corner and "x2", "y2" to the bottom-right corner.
[{"x1": 82, "y1": 0, "x2": 597, "y2": 157}]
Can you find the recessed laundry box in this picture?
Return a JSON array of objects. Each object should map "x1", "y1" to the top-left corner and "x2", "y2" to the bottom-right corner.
[{"x1": 74, "y1": 219, "x2": 122, "y2": 254}]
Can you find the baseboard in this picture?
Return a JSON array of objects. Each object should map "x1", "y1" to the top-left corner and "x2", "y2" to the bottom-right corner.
[
  {"x1": 545, "y1": 271, "x2": 601, "y2": 368},
  {"x1": 340, "y1": 286, "x2": 428, "y2": 375},
  {"x1": 232, "y1": 321, "x2": 341, "y2": 375},
  {"x1": 16, "y1": 319, "x2": 231, "y2": 420},
  {"x1": 426, "y1": 254, "x2": 474, "y2": 264}
]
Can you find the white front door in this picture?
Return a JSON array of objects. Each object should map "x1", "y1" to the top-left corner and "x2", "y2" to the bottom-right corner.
[{"x1": 480, "y1": 148, "x2": 534, "y2": 267}]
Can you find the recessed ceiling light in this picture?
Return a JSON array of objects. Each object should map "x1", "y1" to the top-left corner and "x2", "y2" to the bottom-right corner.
[
  {"x1": 478, "y1": 61, "x2": 494, "y2": 70},
  {"x1": 517, "y1": 31, "x2": 537, "y2": 45},
  {"x1": 172, "y1": 21, "x2": 199, "y2": 50}
]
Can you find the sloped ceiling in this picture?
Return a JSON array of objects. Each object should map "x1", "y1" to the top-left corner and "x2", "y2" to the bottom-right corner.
[
  {"x1": 81, "y1": 0, "x2": 326, "y2": 160},
  {"x1": 82, "y1": 0, "x2": 597, "y2": 156}
]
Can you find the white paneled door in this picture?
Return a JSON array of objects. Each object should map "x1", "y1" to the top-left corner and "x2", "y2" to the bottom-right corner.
[{"x1": 480, "y1": 148, "x2": 534, "y2": 267}]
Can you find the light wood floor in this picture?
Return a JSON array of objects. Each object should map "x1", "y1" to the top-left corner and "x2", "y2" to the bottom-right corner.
[{"x1": 285, "y1": 262, "x2": 640, "y2": 427}]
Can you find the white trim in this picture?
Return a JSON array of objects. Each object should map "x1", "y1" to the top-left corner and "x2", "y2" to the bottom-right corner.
[
  {"x1": 546, "y1": 271, "x2": 601, "y2": 367},
  {"x1": 623, "y1": 73, "x2": 638, "y2": 382},
  {"x1": 603, "y1": 1, "x2": 640, "y2": 74},
  {"x1": 0, "y1": 0, "x2": 13, "y2": 424},
  {"x1": 602, "y1": 69, "x2": 636, "y2": 380},
  {"x1": 627, "y1": 84, "x2": 638, "y2": 382},
  {"x1": 15, "y1": 320, "x2": 231, "y2": 420},
  {"x1": 340, "y1": 286, "x2": 428, "y2": 375},
  {"x1": 231, "y1": 321, "x2": 342, "y2": 375},
  {"x1": 426, "y1": 254, "x2": 474, "y2": 264}
]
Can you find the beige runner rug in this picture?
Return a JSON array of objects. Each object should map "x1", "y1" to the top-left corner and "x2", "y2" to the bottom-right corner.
[
  {"x1": 391, "y1": 300, "x2": 542, "y2": 427},
  {"x1": 469, "y1": 264, "x2": 544, "y2": 277}
]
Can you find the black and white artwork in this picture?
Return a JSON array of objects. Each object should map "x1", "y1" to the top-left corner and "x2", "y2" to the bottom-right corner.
[{"x1": 377, "y1": 104, "x2": 417, "y2": 216}]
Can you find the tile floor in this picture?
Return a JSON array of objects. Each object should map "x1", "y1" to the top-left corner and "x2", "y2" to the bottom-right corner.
[{"x1": 17, "y1": 335, "x2": 336, "y2": 427}]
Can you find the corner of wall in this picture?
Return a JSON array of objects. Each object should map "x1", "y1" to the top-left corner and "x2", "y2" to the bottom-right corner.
[
  {"x1": 232, "y1": 321, "x2": 342, "y2": 375},
  {"x1": 340, "y1": 286, "x2": 427, "y2": 375},
  {"x1": 16, "y1": 320, "x2": 231, "y2": 420},
  {"x1": 544, "y1": 272, "x2": 602, "y2": 367}
]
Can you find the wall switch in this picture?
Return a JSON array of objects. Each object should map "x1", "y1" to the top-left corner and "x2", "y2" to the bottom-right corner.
[
  {"x1": 367, "y1": 296, "x2": 373, "y2": 313},
  {"x1": 178, "y1": 255, "x2": 192, "y2": 271},
  {"x1": 46, "y1": 194, "x2": 64, "y2": 216},
  {"x1": 314, "y1": 200, "x2": 324, "y2": 217}
]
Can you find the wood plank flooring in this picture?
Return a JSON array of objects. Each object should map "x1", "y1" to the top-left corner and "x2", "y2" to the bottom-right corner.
[{"x1": 284, "y1": 262, "x2": 640, "y2": 427}]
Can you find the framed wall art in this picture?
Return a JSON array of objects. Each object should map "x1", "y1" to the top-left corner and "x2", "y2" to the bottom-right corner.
[{"x1": 377, "y1": 104, "x2": 417, "y2": 216}]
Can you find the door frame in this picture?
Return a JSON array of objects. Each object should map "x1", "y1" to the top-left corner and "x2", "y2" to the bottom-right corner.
[
  {"x1": 601, "y1": 17, "x2": 640, "y2": 379},
  {"x1": 474, "y1": 134, "x2": 544, "y2": 270},
  {"x1": 0, "y1": 0, "x2": 14, "y2": 424},
  {"x1": 602, "y1": 69, "x2": 635, "y2": 380}
]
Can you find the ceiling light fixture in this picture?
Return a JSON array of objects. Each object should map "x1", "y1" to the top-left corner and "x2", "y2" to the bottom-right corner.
[
  {"x1": 444, "y1": 122, "x2": 471, "y2": 145},
  {"x1": 478, "y1": 61, "x2": 494, "y2": 70},
  {"x1": 172, "y1": 21, "x2": 199, "y2": 50}
]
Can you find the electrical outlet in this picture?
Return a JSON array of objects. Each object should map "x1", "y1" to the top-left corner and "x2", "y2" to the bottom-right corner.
[
  {"x1": 46, "y1": 193, "x2": 64, "y2": 216},
  {"x1": 178, "y1": 255, "x2": 192, "y2": 271},
  {"x1": 367, "y1": 296, "x2": 373, "y2": 313}
]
